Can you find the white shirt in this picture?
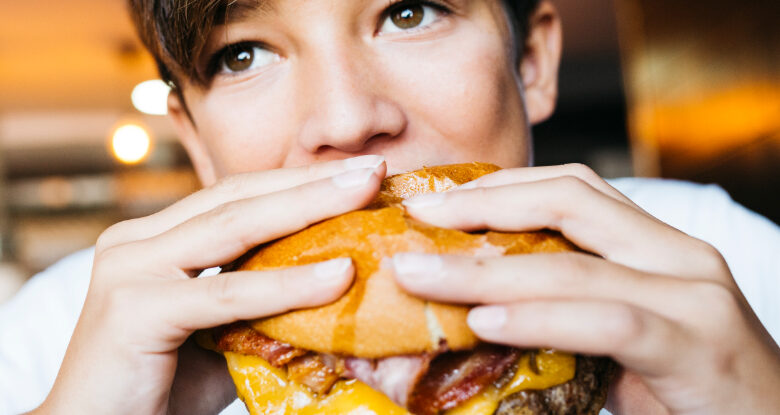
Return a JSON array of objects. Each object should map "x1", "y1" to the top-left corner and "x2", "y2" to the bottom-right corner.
[{"x1": 1, "y1": 178, "x2": 778, "y2": 415}]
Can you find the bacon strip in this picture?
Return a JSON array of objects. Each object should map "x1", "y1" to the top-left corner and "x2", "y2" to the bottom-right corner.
[
  {"x1": 215, "y1": 323, "x2": 307, "y2": 366},
  {"x1": 287, "y1": 354, "x2": 341, "y2": 394},
  {"x1": 407, "y1": 344, "x2": 521, "y2": 415}
]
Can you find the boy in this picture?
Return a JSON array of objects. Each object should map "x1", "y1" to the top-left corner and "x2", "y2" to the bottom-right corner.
[{"x1": 3, "y1": 0, "x2": 779, "y2": 414}]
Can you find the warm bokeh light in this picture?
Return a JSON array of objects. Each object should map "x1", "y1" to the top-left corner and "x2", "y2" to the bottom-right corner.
[
  {"x1": 111, "y1": 124, "x2": 151, "y2": 164},
  {"x1": 634, "y1": 83, "x2": 780, "y2": 159},
  {"x1": 131, "y1": 80, "x2": 170, "y2": 115}
]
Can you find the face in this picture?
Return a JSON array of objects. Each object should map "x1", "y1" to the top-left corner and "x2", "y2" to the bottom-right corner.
[{"x1": 171, "y1": 0, "x2": 559, "y2": 184}]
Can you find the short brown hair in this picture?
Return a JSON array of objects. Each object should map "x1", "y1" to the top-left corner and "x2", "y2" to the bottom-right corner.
[{"x1": 127, "y1": 0, "x2": 541, "y2": 88}]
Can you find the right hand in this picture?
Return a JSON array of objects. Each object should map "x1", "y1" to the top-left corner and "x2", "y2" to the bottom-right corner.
[{"x1": 35, "y1": 155, "x2": 386, "y2": 415}]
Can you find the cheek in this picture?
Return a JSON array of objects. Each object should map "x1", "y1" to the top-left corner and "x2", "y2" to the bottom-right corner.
[
  {"x1": 378, "y1": 20, "x2": 526, "y2": 160},
  {"x1": 190, "y1": 83, "x2": 295, "y2": 176}
]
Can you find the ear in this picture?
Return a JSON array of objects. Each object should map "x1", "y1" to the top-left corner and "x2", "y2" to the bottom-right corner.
[
  {"x1": 519, "y1": 1, "x2": 563, "y2": 125},
  {"x1": 167, "y1": 92, "x2": 218, "y2": 187}
]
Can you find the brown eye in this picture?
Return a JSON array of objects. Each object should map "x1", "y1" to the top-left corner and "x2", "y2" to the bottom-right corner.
[
  {"x1": 216, "y1": 43, "x2": 280, "y2": 75},
  {"x1": 379, "y1": 3, "x2": 442, "y2": 34},
  {"x1": 390, "y1": 5, "x2": 424, "y2": 29},
  {"x1": 224, "y1": 46, "x2": 254, "y2": 72}
]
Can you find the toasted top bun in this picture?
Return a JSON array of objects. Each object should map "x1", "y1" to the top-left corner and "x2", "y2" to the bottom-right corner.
[{"x1": 237, "y1": 163, "x2": 578, "y2": 358}]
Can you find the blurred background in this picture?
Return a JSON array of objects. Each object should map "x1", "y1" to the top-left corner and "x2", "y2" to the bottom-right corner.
[{"x1": 0, "y1": 0, "x2": 778, "y2": 302}]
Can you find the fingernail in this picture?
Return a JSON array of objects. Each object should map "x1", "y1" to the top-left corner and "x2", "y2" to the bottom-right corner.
[
  {"x1": 468, "y1": 306, "x2": 507, "y2": 331},
  {"x1": 392, "y1": 253, "x2": 443, "y2": 281},
  {"x1": 402, "y1": 193, "x2": 445, "y2": 209},
  {"x1": 332, "y1": 168, "x2": 375, "y2": 188},
  {"x1": 344, "y1": 155, "x2": 385, "y2": 170},
  {"x1": 314, "y1": 258, "x2": 352, "y2": 281}
]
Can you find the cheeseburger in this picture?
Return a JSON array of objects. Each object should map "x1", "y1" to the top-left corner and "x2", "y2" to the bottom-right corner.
[{"x1": 204, "y1": 163, "x2": 615, "y2": 415}]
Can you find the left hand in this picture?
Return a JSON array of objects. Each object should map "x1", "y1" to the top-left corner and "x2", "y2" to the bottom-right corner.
[{"x1": 390, "y1": 164, "x2": 780, "y2": 415}]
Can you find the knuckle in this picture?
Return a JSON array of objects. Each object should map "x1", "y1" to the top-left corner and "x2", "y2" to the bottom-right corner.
[
  {"x1": 208, "y1": 275, "x2": 241, "y2": 310},
  {"x1": 93, "y1": 244, "x2": 126, "y2": 274},
  {"x1": 95, "y1": 225, "x2": 118, "y2": 252},
  {"x1": 606, "y1": 304, "x2": 646, "y2": 348},
  {"x1": 545, "y1": 176, "x2": 588, "y2": 225},
  {"x1": 554, "y1": 175, "x2": 591, "y2": 199},
  {"x1": 95, "y1": 220, "x2": 132, "y2": 252},
  {"x1": 563, "y1": 163, "x2": 600, "y2": 182},
  {"x1": 547, "y1": 175, "x2": 603, "y2": 227},
  {"x1": 689, "y1": 281, "x2": 741, "y2": 324},
  {"x1": 693, "y1": 240, "x2": 730, "y2": 276},
  {"x1": 291, "y1": 198, "x2": 320, "y2": 228},
  {"x1": 681, "y1": 282, "x2": 743, "y2": 375},
  {"x1": 555, "y1": 252, "x2": 593, "y2": 278},
  {"x1": 210, "y1": 201, "x2": 241, "y2": 232},
  {"x1": 696, "y1": 280, "x2": 738, "y2": 307},
  {"x1": 458, "y1": 189, "x2": 488, "y2": 229},
  {"x1": 92, "y1": 242, "x2": 148, "y2": 286}
]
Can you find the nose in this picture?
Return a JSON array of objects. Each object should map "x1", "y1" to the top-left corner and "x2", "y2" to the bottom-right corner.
[{"x1": 297, "y1": 44, "x2": 407, "y2": 153}]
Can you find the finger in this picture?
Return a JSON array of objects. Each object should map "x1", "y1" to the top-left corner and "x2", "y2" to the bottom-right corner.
[
  {"x1": 163, "y1": 258, "x2": 354, "y2": 331},
  {"x1": 392, "y1": 252, "x2": 692, "y2": 320},
  {"x1": 466, "y1": 300, "x2": 691, "y2": 377},
  {"x1": 97, "y1": 155, "x2": 385, "y2": 250},
  {"x1": 120, "y1": 166, "x2": 383, "y2": 270},
  {"x1": 456, "y1": 163, "x2": 639, "y2": 208},
  {"x1": 402, "y1": 177, "x2": 724, "y2": 279}
]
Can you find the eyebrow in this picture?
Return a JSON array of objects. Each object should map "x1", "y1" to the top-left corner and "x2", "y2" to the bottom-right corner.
[{"x1": 217, "y1": 0, "x2": 276, "y2": 23}]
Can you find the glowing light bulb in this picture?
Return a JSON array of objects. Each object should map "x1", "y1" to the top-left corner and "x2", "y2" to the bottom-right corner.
[
  {"x1": 111, "y1": 124, "x2": 151, "y2": 164},
  {"x1": 131, "y1": 79, "x2": 170, "y2": 115}
]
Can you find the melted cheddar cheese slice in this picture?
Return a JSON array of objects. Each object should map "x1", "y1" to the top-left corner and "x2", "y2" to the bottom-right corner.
[{"x1": 224, "y1": 350, "x2": 575, "y2": 415}]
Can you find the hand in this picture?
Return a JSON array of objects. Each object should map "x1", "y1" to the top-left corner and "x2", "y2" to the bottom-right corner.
[
  {"x1": 391, "y1": 164, "x2": 780, "y2": 415},
  {"x1": 35, "y1": 155, "x2": 387, "y2": 415}
]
